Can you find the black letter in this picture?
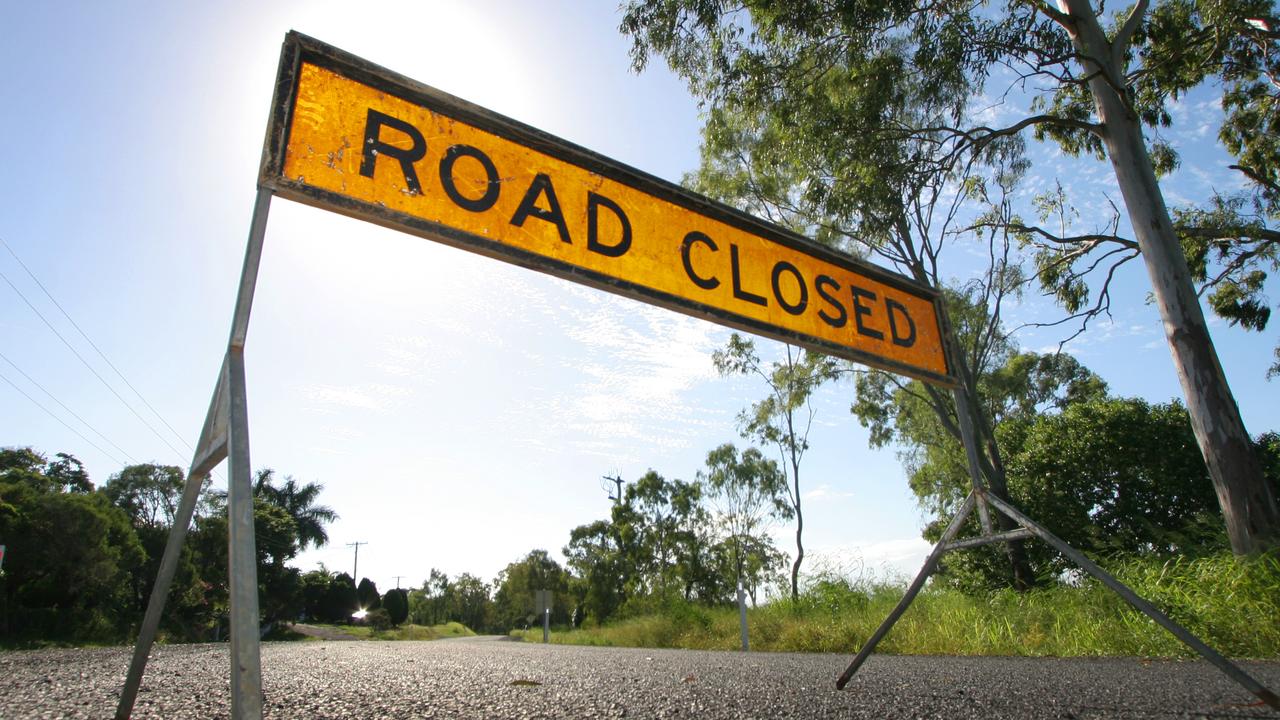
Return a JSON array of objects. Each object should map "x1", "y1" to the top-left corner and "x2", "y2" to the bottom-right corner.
[
  {"x1": 730, "y1": 244, "x2": 768, "y2": 307},
  {"x1": 586, "y1": 192, "x2": 632, "y2": 257},
  {"x1": 439, "y1": 144, "x2": 500, "y2": 212},
  {"x1": 510, "y1": 173, "x2": 571, "y2": 244},
  {"x1": 360, "y1": 109, "x2": 427, "y2": 194},
  {"x1": 815, "y1": 275, "x2": 847, "y2": 328},
  {"x1": 681, "y1": 231, "x2": 720, "y2": 290},
  {"x1": 850, "y1": 285, "x2": 885, "y2": 340},
  {"x1": 770, "y1": 261, "x2": 808, "y2": 315},
  {"x1": 886, "y1": 298, "x2": 917, "y2": 347}
]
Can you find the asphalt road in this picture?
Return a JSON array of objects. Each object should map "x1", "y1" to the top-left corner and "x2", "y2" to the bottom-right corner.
[{"x1": 2, "y1": 636, "x2": 1278, "y2": 719}]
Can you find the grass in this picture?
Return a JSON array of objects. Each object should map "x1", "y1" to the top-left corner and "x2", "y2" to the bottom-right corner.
[
  {"x1": 515, "y1": 553, "x2": 1280, "y2": 658},
  {"x1": 303, "y1": 621, "x2": 475, "y2": 642}
]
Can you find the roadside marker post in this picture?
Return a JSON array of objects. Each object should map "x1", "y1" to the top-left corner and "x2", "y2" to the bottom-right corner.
[
  {"x1": 115, "y1": 31, "x2": 1278, "y2": 719},
  {"x1": 536, "y1": 590, "x2": 552, "y2": 644}
]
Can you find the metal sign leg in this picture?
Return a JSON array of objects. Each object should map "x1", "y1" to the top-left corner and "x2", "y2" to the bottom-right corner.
[
  {"x1": 835, "y1": 493, "x2": 976, "y2": 689},
  {"x1": 227, "y1": 347, "x2": 263, "y2": 719},
  {"x1": 116, "y1": 358, "x2": 233, "y2": 720},
  {"x1": 835, "y1": 486, "x2": 1280, "y2": 711},
  {"x1": 115, "y1": 468, "x2": 212, "y2": 719},
  {"x1": 981, "y1": 491, "x2": 1280, "y2": 711}
]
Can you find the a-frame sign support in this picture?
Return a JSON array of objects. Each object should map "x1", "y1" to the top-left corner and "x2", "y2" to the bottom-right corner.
[
  {"x1": 836, "y1": 376, "x2": 1280, "y2": 711},
  {"x1": 117, "y1": 188, "x2": 272, "y2": 720}
]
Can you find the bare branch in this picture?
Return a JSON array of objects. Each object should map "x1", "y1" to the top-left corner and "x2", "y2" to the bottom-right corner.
[{"x1": 970, "y1": 220, "x2": 1138, "y2": 250}]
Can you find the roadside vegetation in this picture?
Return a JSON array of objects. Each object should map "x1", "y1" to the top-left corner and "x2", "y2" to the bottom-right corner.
[
  {"x1": 517, "y1": 553, "x2": 1280, "y2": 659},
  {"x1": 300, "y1": 621, "x2": 474, "y2": 642}
]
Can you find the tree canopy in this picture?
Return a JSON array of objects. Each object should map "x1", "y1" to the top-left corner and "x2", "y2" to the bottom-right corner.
[{"x1": 622, "y1": 0, "x2": 1280, "y2": 554}]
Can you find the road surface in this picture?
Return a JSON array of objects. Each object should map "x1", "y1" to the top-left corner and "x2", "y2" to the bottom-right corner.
[{"x1": 2, "y1": 635, "x2": 1277, "y2": 718}]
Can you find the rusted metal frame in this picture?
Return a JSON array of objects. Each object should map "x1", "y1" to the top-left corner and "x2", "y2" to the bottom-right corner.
[
  {"x1": 942, "y1": 527, "x2": 1035, "y2": 552},
  {"x1": 115, "y1": 360, "x2": 231, "y2": 720},
  {"x1": 980, "y1": 491, "x2": 1280, "y2": 711},
  {"x1": 836, "y1": 492, "x2": 977, "y2": 690}
]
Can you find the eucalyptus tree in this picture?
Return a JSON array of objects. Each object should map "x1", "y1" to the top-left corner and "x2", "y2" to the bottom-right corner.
[
  {"x1": 251, "y1": 469, "x2": 338, "y2": 551},
  {"x1": 621, "y1": 0, "x2": 1280, "y2": 554},
  {"x1": 713, "y1": 337, "x2": 839, "y2": 598},
  {"x1": 700, "y1": 443, "x2": 791, "y2": 603}
]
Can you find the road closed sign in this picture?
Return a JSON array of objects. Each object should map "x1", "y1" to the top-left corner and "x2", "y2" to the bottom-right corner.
[{"x1": 261, "y1": 33, "x2": 954, "y2": 385}]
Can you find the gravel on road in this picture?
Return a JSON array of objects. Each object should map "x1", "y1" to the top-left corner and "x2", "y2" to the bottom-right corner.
[{"x1": 2, "y1": 636, "x2": 1278, "y2": 719}]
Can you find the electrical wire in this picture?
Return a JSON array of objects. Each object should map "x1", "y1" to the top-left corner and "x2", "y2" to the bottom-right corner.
[
  {"x1": 1, "y1": 237, "x2": 193, "y2": 452},
  {"x1": 0, "y1": 350, "x2": 138, "y2": 465},
  {"x1": 0, "y1": 367, "x2": 128, "y2": 468},
  {"x1": 0, "y1": 264, "x2": 192, "y2": 467}
]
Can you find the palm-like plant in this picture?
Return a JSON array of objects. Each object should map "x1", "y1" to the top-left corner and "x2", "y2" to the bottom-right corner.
[{"x1": 252, "y1": 469, "x2": 339, "y2": 551}]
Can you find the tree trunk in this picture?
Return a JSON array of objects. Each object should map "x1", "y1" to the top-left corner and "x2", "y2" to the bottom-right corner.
[
  {"x1": 978, "y1": 431, "x2": 1036, "y2": 589},
  {"x1": 792, "y1": 465, "x2": 804, "y2": 601},
  {"x1": 1060, "y1": 0, "x2": 1280, "y2": 555}
]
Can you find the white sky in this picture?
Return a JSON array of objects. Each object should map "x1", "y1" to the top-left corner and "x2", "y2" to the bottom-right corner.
[{"x1": 2, "y1": 0, "x2": 1276, "y2": 595}]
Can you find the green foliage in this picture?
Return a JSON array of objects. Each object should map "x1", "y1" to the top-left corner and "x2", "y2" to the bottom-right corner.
[
  {"x1": 930, "y1": 398, "x2": 1248, "y2": 591},
  {"x1": 852, "y1": 287, "x2": 1107, "y2": 589},
  {"x1": 101, "y1": 464, "x2": 186, "y2": 528},
  {"x1": 493, "y1": 549, "x2": 571, "y2": 630},
  {"x1": 357, "y1": 577, "x2": 381, "y2": 612},
  {"x1": 0, "y1": 450, "x2": 145, "y2": 642},
  {"x1": 449, "y1": 572, "x2": 494, "y2": 633},
  {"x1": 699, "y1": 443, "x2": 790, "y2": 603},
  {"x1": 251, "y1": 469, "x2": 337, "y2": 551},
  {"x1": 365, "y1": 608, "x2": 392, "y2": 632},
  {"x1": 382, "y1": 588, "x2": 409, "y2": 626},
  {"x1": 564, "y1": 468, "x2": 725, "y2": 625},
  {"x1": 1, "y1": 451, "x2": 340, "y2": 643},
  {"x1": 300, "y1": 569, "x2": 357, "y2": 623},
  {"x1": 713, "y1": 335, "x2": 838, "y2": 599},
  {"x1": 529, "y1": 554, "x2": 1280, "y2": 658},
  {"x1": 407, "y1": 568, "x2": 451, "y2": 626},
  {"x1": 311, "y1": 620, "x2": 475, "y2": 642}
]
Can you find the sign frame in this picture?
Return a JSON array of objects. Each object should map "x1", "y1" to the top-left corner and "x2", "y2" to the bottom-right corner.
[{"x1": 258, "y1": 31, "x2": 956, "y2": 387}]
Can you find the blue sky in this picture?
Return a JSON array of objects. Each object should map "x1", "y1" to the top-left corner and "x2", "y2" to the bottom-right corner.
[{"x1": 2, "y1": 1, "x2": 1275, "y2": 595}]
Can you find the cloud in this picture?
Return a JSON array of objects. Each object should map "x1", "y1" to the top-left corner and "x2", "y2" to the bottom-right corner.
[
  {"x1": 801, "y1": 537, "x2": 934, "y2": 582},
  {"x1": 298, "y1": 382, "x2": 411, "y2": 411},
  {"x1": 803, "y1": 483, "x2": 855, "y2": 501}
]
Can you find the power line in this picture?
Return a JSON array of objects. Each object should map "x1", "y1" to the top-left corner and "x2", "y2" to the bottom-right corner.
[
  {"x1": 0, "y1": 264, "x2": 191, "y2": 467},
  {"x1": 0, "y1": 350, "x2": 138, "y2": 465},
  {"x1": 0, "y1": 367, "x2": 127, "y2": 467},
  {"x1": 1, "y1": 237, "x2": 193, "y2": 453}
]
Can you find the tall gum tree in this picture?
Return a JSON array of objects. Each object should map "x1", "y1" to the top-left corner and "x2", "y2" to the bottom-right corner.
[
  {"x1": 1039, "y1": 0, "x2": 1278, "y2": 554},
  {"x1": 621, "y1": 0, "x2": 1280, "y2": 555}
]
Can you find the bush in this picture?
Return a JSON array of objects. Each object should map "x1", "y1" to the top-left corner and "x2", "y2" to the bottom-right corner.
[
  {"x1": 366, "y1": 608, "x2": 392, "y2": 632},
  {"x1": 383, "y1": 589, "x2": 409, "y2": 626}
]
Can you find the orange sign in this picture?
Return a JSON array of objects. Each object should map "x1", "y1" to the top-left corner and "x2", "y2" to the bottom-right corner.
[{"x1": 262, "y1": 34, "x2": 953, "y2": 385}]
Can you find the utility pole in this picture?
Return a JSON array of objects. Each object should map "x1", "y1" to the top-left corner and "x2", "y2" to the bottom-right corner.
[
  {"x1": 601, "y1": 475, "x2": 625, "y2": 505},
  {"x1": 346, "y1": 541, "x2": 368, "y2": 582},
  {"x1": 392, "y1": 575, "x2": 405, "y2": 590}
]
